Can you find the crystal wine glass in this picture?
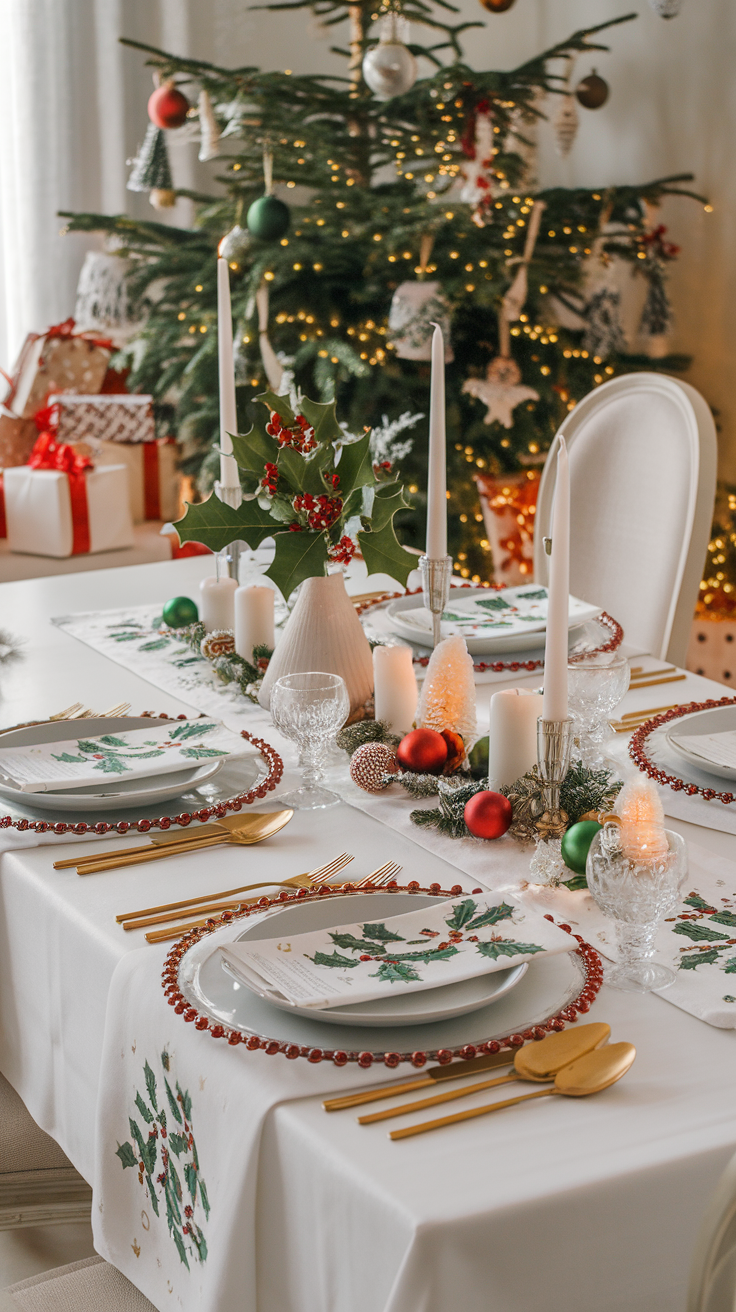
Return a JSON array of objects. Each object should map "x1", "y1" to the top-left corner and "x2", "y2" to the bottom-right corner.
[
  {"x1": 586, "y1": 822, "x2": 688, "y2": 991},
  {"x1": 270, "y1": 671, "x2": 350, "y2": 810},
  {"x1": 567, "y1": 651, "x2": 630, "y2": 768}
]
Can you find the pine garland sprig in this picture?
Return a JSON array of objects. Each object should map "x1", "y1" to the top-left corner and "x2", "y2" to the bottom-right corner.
[
  {"x1": 410, "y1": 779, "x2": 484, "y2": 837},
  {"x1": 336, "y1": 720, "x2": 401, "y2": 755}
]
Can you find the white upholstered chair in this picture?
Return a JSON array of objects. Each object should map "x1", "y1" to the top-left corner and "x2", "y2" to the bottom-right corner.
[
  {"x1": 3, "y1": 1257, "x2": 156, "y2": 1311},
  {"x1": 0, "y1": 1073, "x2": 91, "y2": 1230},
  {"x1": 687, "y1": 1151, "x2": 736, "y2": 1312},
  {"x1": 533, "y1": 373, "x2": 717, "y2": 668}
]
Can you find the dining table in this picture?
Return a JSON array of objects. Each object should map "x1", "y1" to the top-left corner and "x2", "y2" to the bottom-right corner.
[{"x1": 1, "y1": 552, "x2": 736, "y2": 1312}]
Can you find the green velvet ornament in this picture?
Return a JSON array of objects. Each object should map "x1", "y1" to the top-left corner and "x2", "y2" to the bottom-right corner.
[
  {"x1": 162, "y1": 596, "x2": 199, "y2": 628},
  {"x1": 246, "y1": 195, "x2": 290, "y2": 241},
  {"x1": 561, "y1": 820, "x2": 602, "y2": 875}
]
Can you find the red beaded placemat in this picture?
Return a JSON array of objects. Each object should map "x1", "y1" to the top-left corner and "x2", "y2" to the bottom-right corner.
[
  {"x1": 163, "y1": 883, "x2": 603, "y2": 1069},
  {"x1": 0, "y1": 715, "x2": 283, "y2": 836},
  {"x1": 357, "y1": 584, "x2": 623, "y2": 674},
  {"x1": 629, "y1": 696, "x2": 736, "y2": 805}
]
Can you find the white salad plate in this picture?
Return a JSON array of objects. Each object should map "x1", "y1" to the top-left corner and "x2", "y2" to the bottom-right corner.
[
  {"x1": 385, "y1": 586, "x2": 600, "y2": 655},
  {"x1": 0, "y1": 717, "x2": 227, "y2": 814},
  {"x1": 180, "y1": 893, "x2": 584, "y2": 1051},
  {"x1": 217, "y1": 893, "x2": 527, "y2": 1028},
  {"x1": 665, "y1": 705, "x2": 736, "y2": 783}
]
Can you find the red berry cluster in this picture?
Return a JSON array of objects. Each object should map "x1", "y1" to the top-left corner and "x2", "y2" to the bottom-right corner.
[
  {"x1": 261, "y1": 462, "x2": 278, "y2": 494},
  {"x1": 266, "y1": 411, "x2": 316, "y2": 453},
  {"x1": 292, "y1": 492, "x2": 342, "y2": 531},
  {"x1": 373, "y1": 460, "x2": 392, "y2": 475},
  {"x1": 328, "y1": 535, "x2": 357, "y2": 565}
]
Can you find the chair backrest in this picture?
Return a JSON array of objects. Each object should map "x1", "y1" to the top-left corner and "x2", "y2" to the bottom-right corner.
[
  {"x1": 533, "y1": 373, "x2": 717, "y2": 666},
  {"x1": 687, "y1": 1149, "x2": 736, "y2": 1312}
]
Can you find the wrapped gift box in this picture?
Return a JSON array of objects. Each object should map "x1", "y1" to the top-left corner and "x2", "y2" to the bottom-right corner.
[
  {"x1": 52, "y1": 393, "x2": 155, "y2": 445},
  {"x1": 0, "y1": 410, "x2": 37, "y2": 467},
  {"x1": 3, "y1": 464, "x2": 134, "y2": 558},
  {"x1": 84, "y1": 437, "x2": 179, "y2": 522},
  {"x1": 5, "y1": 321, "x2": 111, "y2": 419}
]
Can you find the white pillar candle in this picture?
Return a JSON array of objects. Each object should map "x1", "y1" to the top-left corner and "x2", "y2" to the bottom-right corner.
[
  {"x1": 488, "y1": 688, "x2": 544, "y2": 789},
  {"x1": 217, "y1": 255, "x2": 241, "y2": 489},
  {"x1": 373, "y1": 644, "x2": 418, "y2": 736},
  {"x1": 426, "y1": 323, "x2": 447, "y2": 559},
  {"x1": 234, "y1": 585, "x2": 275, "y2": 661},
  {"x1": 200, "y1": 575, "x2": 238, "y2": 632},
  {"x1": 542, "y1": 438, "x2": 570, "y2": 722}
]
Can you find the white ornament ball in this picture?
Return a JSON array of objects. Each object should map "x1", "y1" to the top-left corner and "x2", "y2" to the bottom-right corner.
[
  {"x1": 362, "y1": 41, "x2": 417, "y2": 100},
  {"x1": 350, "y1": 742, "x2": 400, "y2": 793},
  {"x1": 649, "y1": 0, "x2": 681, "y2": 14}
]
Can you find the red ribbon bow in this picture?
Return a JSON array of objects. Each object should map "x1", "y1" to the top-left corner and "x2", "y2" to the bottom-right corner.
[{"x1": 27, "y1": 425, "x2": 93, "y2": 554}]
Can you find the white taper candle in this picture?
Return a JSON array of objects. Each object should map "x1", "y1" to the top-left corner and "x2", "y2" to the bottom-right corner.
[
  {"x1": 426, "y1": 322, "x2": 447, "y2": 559},
  {"x1": 217, "y1": 256, "x2": 241, "y2": 489},
  {"x1": 542, "y1": 438, "x2": 570, "y2": 721}
]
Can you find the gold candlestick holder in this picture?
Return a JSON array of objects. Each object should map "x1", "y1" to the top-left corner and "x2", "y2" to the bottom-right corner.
[{"x1": 418, "y1": 554, "x2": 452, "y2": 648}]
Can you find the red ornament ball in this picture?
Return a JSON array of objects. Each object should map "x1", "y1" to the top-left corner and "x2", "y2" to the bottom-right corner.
[
  {"x1": 397, "y1": 728, "x2": 448, "y2": 775},
  {"x1": 148, "y1": 84, "x2": 190, "y2": 129},
  {"x1": 464, "y1": 790, "x2": 512, "y2": 840},
  {"x1": 350, "y1": 742, "x2": 400, "y2": 793}
]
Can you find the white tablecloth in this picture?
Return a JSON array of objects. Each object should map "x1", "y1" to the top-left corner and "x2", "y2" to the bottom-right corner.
[{"x1": 2, "y1": 556, "x2": 736, "y2": 1312}]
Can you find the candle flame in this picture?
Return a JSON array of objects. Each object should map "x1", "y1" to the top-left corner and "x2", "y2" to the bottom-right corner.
[{"x1": 616, "y1": 777, "x2": 669, "y2": 862}]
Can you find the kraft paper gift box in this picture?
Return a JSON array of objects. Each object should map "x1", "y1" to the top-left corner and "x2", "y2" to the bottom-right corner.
[
  {"x1": 5, "y1": 321, "x2": 112, "y2": 419},
  {"x1": 88, "y1": 437, "x2": 179, "y2": 522},
  {"x1": 0, "y1": 410, "x2": 38, "y2": 468},
  {"x1": 52, "y1": 393, "x2": 155, "y2": 445},
  {"x1": 3, "y1": 464, "x2": 134, "y2": 558}
]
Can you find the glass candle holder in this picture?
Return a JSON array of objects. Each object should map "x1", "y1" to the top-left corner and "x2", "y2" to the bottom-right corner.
[
  {"x1": 568, "y1": 651, "x2": 630, "y2": 768},
  {"x1": 586, "y1": 822, "x2": 688, "y2": 992}
]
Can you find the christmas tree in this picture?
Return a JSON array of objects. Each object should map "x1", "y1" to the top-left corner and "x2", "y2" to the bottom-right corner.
[{"x1": 63, "y1": 4, "x2": 703, "y2": 583}]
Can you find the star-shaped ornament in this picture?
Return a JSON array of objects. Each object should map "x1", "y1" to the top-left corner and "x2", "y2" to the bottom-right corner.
[{"x1": 462, "y1": 356, "x2": 539, "y2": 429}]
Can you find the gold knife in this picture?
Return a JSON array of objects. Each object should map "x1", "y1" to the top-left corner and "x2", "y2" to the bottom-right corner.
[{"x1": 322, "y1": 1049, "x2": 514, "y2": 1112}]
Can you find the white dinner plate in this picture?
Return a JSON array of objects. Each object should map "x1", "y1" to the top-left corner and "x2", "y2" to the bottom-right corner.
[
  {"x1": 180, "y1": 893, "x2": 585, "y2": 1051},
  {"x1": 665, "y1": 705, "x2": 736, "y2": 782},
  {"x1": 219, "y1": 893, "x2": 527, "y2": 1027},
  {"x1": 0, "y1": 717, "x2": 227, "y2": 814},
  {"x1": 385, "y1": 587, "x2": 600, "y2": 655}
]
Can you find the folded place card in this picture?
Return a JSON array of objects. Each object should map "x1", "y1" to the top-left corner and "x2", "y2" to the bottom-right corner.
[
  {"x1": 0, "y1": 719, "x2": 247, "y2": 793},
  {"x1": 218, "y1": 894, "x2": 575, "y2": 1010}
]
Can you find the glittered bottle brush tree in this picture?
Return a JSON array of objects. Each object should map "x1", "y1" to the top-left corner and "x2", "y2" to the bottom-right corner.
[{"x1": 174, "y1": 390, "x2": 417, "y2": 712}]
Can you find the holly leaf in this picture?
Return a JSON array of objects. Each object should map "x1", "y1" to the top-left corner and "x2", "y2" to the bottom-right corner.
[
  {"x1": 309, "y1": 950, "x2": 360, "y2": 968},
  {"x1": 475, "y1": 940, "x2": 545, "y2": 960},
  {"x1": 180, "y1": 746, "x2": 227, "y2": 759},
  {"x1": 174, "y1": 492, "x2": 276, "y2": 553},
  {"x1": 337, "y1": 429, "x2": 375, "y2": 498},
  {"x1": 445, "y1": 899, "x2": 477, "y2": 930},
  {"x1": 684, "y1": 894, "x2": 714, "y2": 911},
  {"x1": 184, "y1": 1162, "x2": 198, "y2": 1202},
  {"x1": 135, "y1": 1092, "x2": 153, "y2": 1124},
  {"x1": 357, "y1": 519, "x2": 415, "y2": 587},
  {"x1": 264, "y1": 530, "x2": 330, "y2": 600},
  {"x1": 680, "y1": 948, "x2": 721, "y2": 969},
  {"x1": 392, "y1": 946, "x2": 459, "y2": 964},
  {"x1": 361, "y1": 922, "x2": 404, "y2": 943},
  {"x1": 199, "y1": 1180, "x2": 211, "y2": 1219},
  {"x1": 138, "y1": 638, "x2": 170, "y2": 652},
  {"x1": 93, "y1": 756, "x2": 130, "y2": 775},
  {"x1": 368, "y1": 481, "x2": 412, "y2": 532},
  {"x1": 723, "y1": 957, "x2": 736, "y2": 973},
  {"x1": 189, "y1": 1223, "x2": 208, "y2": 1264},
  {"x1": 710, "y1": 911, "x2": 736, "y2": 927},
  {"x1": 673, "y1": 922, "x2": 729, "y2": 942},
  {"x1": 176, "y1": 1082, "x2": 192, "y2": 1123},
  {"x1": 146, "y1": 1175, "x2": 160, "y2": 1218},
  {"x1": 298, "y1": 396, "x2": 343, "y2": 444},
  {"x1": 172, "y1": 1227, "x2": 189, "y2": 1270},
  {"x1": 371, "y1": 961, "x2": 421, "y2": 984},
  {"x1": 169, "y1": 1132, "x2": 189, "y2": 1158},
  {"x1": 329, "y1": 932, "x2": 387, "y2": 954},
  {"x1": 257, "y1": 389, "x2": 296, "y2": 426},
  {"x1": 98, "y1": 735, "x2": 128, "y2": 747},
  {"x1": 230, "y1": 425, "x2": 275, "y2": 477},
  {"x1": 116, "y1": 1141, "x2": 137, "y2": 1169},
  {"x1": 168, "y1": 721, "x2": 217, "y2": 740},
  {"x1": 165, "y1": 1078, "x2": 183, "y2": 1124},
  {"x1": 467, "y1": 902, "x2": 516, "y2": 931},
  {"x1": 275, "y1": 444, "x2": 308, "y2": 493}
]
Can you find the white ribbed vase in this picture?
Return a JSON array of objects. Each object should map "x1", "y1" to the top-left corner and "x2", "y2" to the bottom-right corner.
[{"x1": 258, "y1": 572, "x2": 374, "y2": 715}]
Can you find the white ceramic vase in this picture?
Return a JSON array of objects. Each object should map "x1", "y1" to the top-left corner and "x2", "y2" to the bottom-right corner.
[{"x1": 258, "y1": 571, "x2": 374, "y2": 715}]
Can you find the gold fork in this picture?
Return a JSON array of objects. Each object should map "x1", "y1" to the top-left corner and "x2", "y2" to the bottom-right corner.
[{"x1": 143, "y1": 859, "x2": 404, "y2": 944}]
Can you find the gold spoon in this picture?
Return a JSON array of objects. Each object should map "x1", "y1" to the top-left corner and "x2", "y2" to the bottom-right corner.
[
  {"x1": 358, "y1": 1022, "x2": 611, "y2": 1124},
  {"x1": 72, "y1": 810, "x2": 294, "y2": 876},
  {"x1": 389, "y1": 1042, "x2": 636, "y2": 1140}
]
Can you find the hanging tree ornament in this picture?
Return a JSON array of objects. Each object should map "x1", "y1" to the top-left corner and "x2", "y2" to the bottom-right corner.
[
  {"x1": 218, "y1": 224, "x2": 251, "y2": 265},
  {"x1": 649, "y1": 0, "x2": 682, "y2": 16},
  {"x1": 575, "y1": 70, "x2": 609, "y2": 109},
  {"x1": 553, "y1": 57, "x2": 579, "y2": 157},
  {"x1": 148, "y1": 82, "x2": 190, "y2": 129},
  {"x1": 479, "y1": 0, "x2": 516, "y2": 10},
  {"x1": 582, "y1": 207, "x2": 626, "y2": 358},
  {"x1": 459, "y1": 100, "x2": 495, "y2": 226},
  {"x1": 255, "y1": 282, "x2": 284, "y2": 390},
  {"x1": 127, "y1": 123, "x2": 176, "y2": 209},
  {"x1": 198, "y1": 88, "x2": 221, "y2": 161},
  {"x1": 246, "y1": 145, "x2": 290, "y2": 241},
  {"x1": 388, "y1": 234, "x2": 454, "y2": 362},
  {"x1": 362, "y1": 12, "x2": 417, "y2": 101}
]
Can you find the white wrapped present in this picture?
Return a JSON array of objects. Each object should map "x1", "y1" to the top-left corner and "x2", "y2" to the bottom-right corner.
[
  {"x1": 3, "y1": 463, "x2": 134, "y2": 558},
  {"x1": 84, "y1": 437, "x2": 179, "y2": 522}
]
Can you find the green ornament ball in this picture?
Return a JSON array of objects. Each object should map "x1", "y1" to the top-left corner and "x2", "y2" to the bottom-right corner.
[
  {"x1": 162, "y1": 596, "x2": 199, "y2": 628},
  {"x1": 246, "y1": 195, "x2": 290, "y2": 241},
  {"x1": 561, "y1": 820, "x2": 602, "y2": 876}
]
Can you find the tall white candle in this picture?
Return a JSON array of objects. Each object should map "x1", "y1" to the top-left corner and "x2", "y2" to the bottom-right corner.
[
  {"x1": 217, "y1": 256, "x2": 241, "y2": 489},
  {"x1": 426, "y1": 323, "x2": 447, "y2": 559},
  {"x1": 488, "y1": 688, "x2": 544, "y2": 789},
  {"x1": 200, "y1": 575, "x2": 238, "y2": 632},
  {"x1": 373, "y1": 645, "x2": 418, "y2": 736},
  {"x1": 234, "y1": 585, "x2": 275, "y2": 661},
  {"x1": 542, "y1": 438, "x2": 570, "y2": 722}
]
